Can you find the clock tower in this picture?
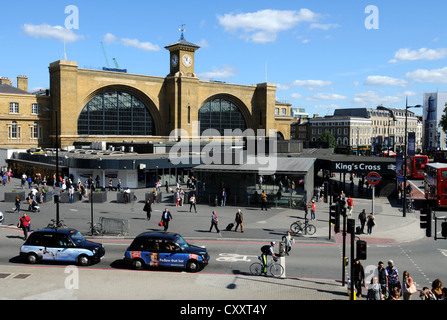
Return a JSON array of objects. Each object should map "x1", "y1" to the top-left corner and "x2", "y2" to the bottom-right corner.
[{"x1": 165, "y1": 28, "x2": 200, "y2": 77}]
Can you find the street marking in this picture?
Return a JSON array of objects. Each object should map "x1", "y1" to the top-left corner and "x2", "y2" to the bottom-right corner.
[
  {"x1": 437, "y1": 249, "x2": 447, "y2": 257},
  {"x1": 216, "y1": 253, "x2": 257, "y2": 262}
]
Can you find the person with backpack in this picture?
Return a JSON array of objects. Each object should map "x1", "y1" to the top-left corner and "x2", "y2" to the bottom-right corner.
[{"x1": 260, "y1": 241, "x2": 276, "y2": 275}]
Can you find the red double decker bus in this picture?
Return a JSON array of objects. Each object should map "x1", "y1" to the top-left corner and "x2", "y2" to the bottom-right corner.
[
  {"x1": 424, "y1": 163, "x2": 447, "y2": 208},
  {"x1": 407, "y1": 155, "x2": 429, "y2": 179}
]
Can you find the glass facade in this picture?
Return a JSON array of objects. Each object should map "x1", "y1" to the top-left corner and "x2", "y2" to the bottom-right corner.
[
  {"x1": 198, "y1": 98, "x2": 247, "y2": 135},
  {"x1": 78, "y1": 91, "x2": 155, "y2": 135}
]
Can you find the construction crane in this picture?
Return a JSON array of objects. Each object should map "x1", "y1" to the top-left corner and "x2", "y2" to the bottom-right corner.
[
  {"x1": 113, "y1": 58, "x2": 120, "y2": 68},
  {"x1": 100, "y1": 42, "x2": 110, "y2": 68}
]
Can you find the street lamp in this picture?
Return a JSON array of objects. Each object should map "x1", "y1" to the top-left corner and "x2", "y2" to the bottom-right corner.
[
  {"x1": 44, "y1": 107, "x2": 60, "y2": 225},
  {"x1": 403, "y1": 98, "x2": 421, "y2": 217}
]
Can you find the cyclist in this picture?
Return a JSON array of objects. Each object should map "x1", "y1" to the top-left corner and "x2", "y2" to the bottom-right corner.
[{"x1": 260, "y1": 241, "x2": 277, "y2": 275}]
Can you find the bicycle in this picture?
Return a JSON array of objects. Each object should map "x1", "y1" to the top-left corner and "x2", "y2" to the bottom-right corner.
[
  {"x1": 290, "y1": 219, "x2": 316, "y2": 235},
  {"x1": 406, "y1": 199, "x2": 414, "y2": 213},
  {"x1": 88, "y1": 221, "x2": 104, "y2": 235},
  {"x1": 250, "y1": 256, "x2": 284, "y2": 277},
  {"x1": 47, "y1": 219, "x2": 67, "y2": 228}
]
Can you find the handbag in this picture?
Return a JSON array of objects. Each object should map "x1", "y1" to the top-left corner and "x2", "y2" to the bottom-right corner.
[
  {"x1": 407, "y1": 281, "x2": 417, "y2": 294},
  {"x1": 158, "y1": 221, "x2": 163, "y2": 227}
]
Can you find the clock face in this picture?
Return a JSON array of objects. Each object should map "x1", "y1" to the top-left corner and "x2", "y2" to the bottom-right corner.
[
  {"x1": 182, "y1": 54, "x2": 192, "y2": 67},
  {"x1": 171, "y1": 54, "x2": 178, "y2": 67}
]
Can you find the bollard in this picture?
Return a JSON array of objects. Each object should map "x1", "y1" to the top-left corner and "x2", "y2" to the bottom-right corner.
[{"x1": 279, "y1": 241, "x2": 286, "y2": 257}]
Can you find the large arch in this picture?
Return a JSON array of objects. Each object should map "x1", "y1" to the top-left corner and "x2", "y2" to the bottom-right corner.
[
  {"x1": 198, "y1": 94, "x2": 253, "y2": 135},
  {"x1": 78, "y1": 85, "x2": 162, "y2": 136}
]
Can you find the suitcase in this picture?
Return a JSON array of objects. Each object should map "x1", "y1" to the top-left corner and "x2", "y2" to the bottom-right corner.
[
  {"x1": 356, "y1": 226, "x2": 362, "y2": 234},
  {"x1": 226, "y1": 223, "x2": 234, "y2": 231}
]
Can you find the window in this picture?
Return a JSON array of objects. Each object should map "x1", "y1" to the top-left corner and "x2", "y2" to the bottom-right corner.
[
  {"x1": 10, "y1": 102, "x2": 19, "y2": 114},
  {"x1": 31, "y1": 122, "x2": 39, "y2": 139},
  {"x1": 9, "y1": 121, "x2": 20, "y2": 139},
  {"x1": 32, "y1": 103, "x2": 40, "y2": 114},
  {"x1": 281, "y1": 108, "x2": 286, "y2": 115},
  {"x1": 78, "y1": 91, "x2": 155, "y2": 136},
  {"x1": 198, "y1": 98, "x2": 247, "y2": 135},
  {"x1": 275, "y1": 108, "x2": 279, "y2": 115}
]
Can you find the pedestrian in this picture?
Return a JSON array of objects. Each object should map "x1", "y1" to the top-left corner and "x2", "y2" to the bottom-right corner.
[
  {"x1": 175, "y1": 190, "x2": 180, "y2": 207},
  {"x1": 282, "y1": 231, "x2": 294, "y2": 256},
  {"x1": 431, "y1": 278, "x2": 443, "y2": 300},
  {"x1": 143, "y1": 199, "x2": 152, "y2": 221},
  {"x1": 366, "y1": 277, "x2": 382, "y2": 300},
  {"x1": 18, "y1": 213, "x2": 31, "y2": 240},
  {"x1": 260, "y1": 190, "x2": 267, "y2": 211},
  {"x1": 366, "y1": 212, "x2": 375, "y2": 235},
  {"x1": 234, "y1": 209, "x2": 244, "y2": 233},
  {"x1": 220, "y1": 188, "x2": 227, "y2": 207},
  {"x1": 13, "y1": 195, "x2": 21, "y2": 213},
  {"x1": 310, "y1": 200, "x2": 316, "y2": 220},
  {"x1": 402, "y1": 270, "x2": 416, "y2": 300},
  {"x1": 124, "y1": 187, "x2": 131, "y2": 203},
  {"x1": 209, "y1": 211, "x2": 220, "y2": 233},
  {"x1": 152, "y1": 188, "x2": 158, "y2": 204},
  {"x1": 353, "y1": 259, "x2": 366, "y2": 298},
  {"x1": 108, "y1": 178, "x2": 113, "y2": 191},
  {"x1": 358, "y1": 209, "x2": 367, "y2": 233},
  {"x1": 304, "y1": 201, "x2": 309, "y2": 220},
  {"x1": 346, "y1": 195, "x2": 353, "y2": 215},
  {"x1": 189, "y1": 194, "x2": 197, "y2": 213},
  {"x1": 419, "y1": 287, "x2": 436, "y2": 300},
  {"x1": 375, "y1": 261, "x2": 388, "y2": 299},
  {"x1": 161, "y1": 208, "x2": 172, "y2": 231},
  {"x1": 386, "y1": 260, "x2": 400, "y2": 299},
  {"x1": 68, "y1": 185, "x2": 74, "y2": 203}
]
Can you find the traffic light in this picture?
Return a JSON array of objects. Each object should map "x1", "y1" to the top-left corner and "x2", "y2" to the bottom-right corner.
[
  {"x1": 330, "y1": 204, "x2": 340, "y2": 233},
  {"x1": 347, "y1": 218, "x2": 355, "y2": 234},
  {"x1": 356, "y1": 240, "x2": 367, "y2": 260},
  {"x1": 420, "y1": 208, "x2": 432, "y2": 237},
  {"x1": 441, "y1": 222, "x2": 447, "y2": 238}
]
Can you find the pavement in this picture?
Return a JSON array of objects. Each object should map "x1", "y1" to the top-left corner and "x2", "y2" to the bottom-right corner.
[{"x1": 0, "y1": 177, "x2": 426, "y2": 301}]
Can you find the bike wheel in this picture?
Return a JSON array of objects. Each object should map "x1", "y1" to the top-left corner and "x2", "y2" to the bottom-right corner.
[
  {"x1": 306, "y1": 224, "x2": 316, "y2": 235},
  {"x1": 269, "y1": 263, "x2": 284, "y2": 277},
  {"x1": 250, "y1": 262, "x2": 263, "y2": 276},
  {"x1": 290, "y1": 222, "x2": 301, "y2": 234}
]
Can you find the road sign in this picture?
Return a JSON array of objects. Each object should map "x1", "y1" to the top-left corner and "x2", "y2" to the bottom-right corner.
[{"x1": 366, "y1": 172, "x2": 381, "y2": 185}]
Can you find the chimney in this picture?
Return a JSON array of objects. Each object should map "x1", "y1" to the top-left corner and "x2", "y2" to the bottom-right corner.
[
  {"x1": 17, "y1": 75, "x2": 28, "y2": 92},
  {"x1": 0, "y1": 77, "x2": 12, "y2": 86}
]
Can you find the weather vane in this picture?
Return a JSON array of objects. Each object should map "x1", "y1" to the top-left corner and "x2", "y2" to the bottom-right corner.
[{"x1": 179, "y1": 24, "x2": 186, "y2": 40}]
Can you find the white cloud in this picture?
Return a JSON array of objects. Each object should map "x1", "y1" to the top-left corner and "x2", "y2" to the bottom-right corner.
[
  {"x1": 353, "y1": 91, "x2": 402, "y2": 106},
  {"x1": 406, "y1": 67, "x2": 447, "y2": 83},
  {"x1": 306, "y1": 93, "x2": 347, "y2": 101},
  {"x1": 278, "y1": 79, "x2": 333, "y2": 91},
  {"x1": 291, "y1": 93, "x2": 302, "y2": 99},
  {"x1": 364, "y1": 75, "x2": 408, "y2": 87},
  {"x1": 217, "y1": 9, "x2": 319, "y2": 43},
  {"x1": 23, "y1": 23, "x2": 83, "y2": 43},
  {"x1": 309, "y1": 23, "x2": 340, "y2": 30},
  {"x1": 389, "y1": 48, "x2": 447, "y2": 63},
  {"x1": 198, "y1": 65, "x2": 238, "y2": 80},
  {"x1": 103, "y1": 33, "x2": 117, "y2": 45},
  {"x1": 120, "y1": 38, "x2": 160, "y2": 51}
]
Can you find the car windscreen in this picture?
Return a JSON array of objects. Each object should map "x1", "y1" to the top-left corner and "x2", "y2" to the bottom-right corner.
[
  {"x1": 174, "y1": 235, "x2": 189, "y2": 250},
  {"x1": 69, "y1": 231, "x2": 85, "y2": 246}
]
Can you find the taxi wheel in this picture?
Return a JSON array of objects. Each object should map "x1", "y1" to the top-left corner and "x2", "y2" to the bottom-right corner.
[
  {"x1": 77, "y1": 255, "x2": 90, "y2": 266},
  {"x1": 186, "y1": 260, "x2": 200, "y2": 273},
  {"x1": 26, "y1": 253, "x2": 38, "y2": 264},
  {"x1": 132, "y1": 259, "x2": 144, "y2": 270}
]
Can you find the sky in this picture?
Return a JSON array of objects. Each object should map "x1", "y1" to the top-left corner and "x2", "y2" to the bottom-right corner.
[{"x1": 2, "y1": 0, "x2": 447, "y2": 117}]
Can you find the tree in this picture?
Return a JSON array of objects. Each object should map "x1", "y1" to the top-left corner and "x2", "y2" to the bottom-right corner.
[
  {"x1": 440, "y1": 104, "x2": 447, "y2": 133},
  {"x1": 318, "y1": 130, "x2": 337, "y2": 148}
]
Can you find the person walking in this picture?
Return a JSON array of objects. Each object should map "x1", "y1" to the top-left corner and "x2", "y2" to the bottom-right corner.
[
  {"x1": 346, "y1": 195, "x2": 353, "y2": 216},
  {"x1": 161, "y1": 208, "x2": 173, "y2": 231},
  {"x1": 353, "y1": 259, "x2": 366, "y2": 298},
  {"x1": 282, "y1": 231, "x2": 294, "y2": 256},
  {"x1": 402, "y1": 270, "x2": 415, "y2": 300},
  {"x1": 431, "y1": 278, "x2": 443, "y2": 300},
  {"x1": 209, "y1": 211, "x2": 220, "y2": 233},
  {"x1": 358, "y1": 209, "x2": 367, "y2": 234},
  {"x1": 143, "y1": 199, "x2": 152, "y2": 221},
  {"x1": 13, "y1": 195, "x2": 21, "y2": 213},
  {"x1": 220, "y1": 188, "x2": 227, "y2": 207},
  {"x1": 376, "y1": 261, "x2": 388, "y2": 299},
  {"x1": 366, "y1": 212, "x2": 375, "y2": 235},
  {"x1": 260, "y1": 190, "x2": 268, "y2": 211},
  {"x1": 189, "y1": 194, "x2": 197, "y2": 213},
  {"x1": 310, "y1": 200, "x2": 316, "y2": 220},
  {"x1": 18, "y1": 213, "x2": 31, "y2": 240},
  {"x1": 234, "y1": 209, "x2": 244, "y2": 233}
]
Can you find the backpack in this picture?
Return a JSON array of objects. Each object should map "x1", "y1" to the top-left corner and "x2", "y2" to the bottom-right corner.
[{"x1": 261, "y1": 245, "x2": 270, "y2": 254}]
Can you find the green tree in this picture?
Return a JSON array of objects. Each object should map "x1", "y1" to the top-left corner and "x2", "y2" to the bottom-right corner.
[
  {"x1": 318, "y1": 130, "x2": 337, "y2": 148},
  {"x1": 440, "y1": 104, "x2": 447, "y2": 132}
]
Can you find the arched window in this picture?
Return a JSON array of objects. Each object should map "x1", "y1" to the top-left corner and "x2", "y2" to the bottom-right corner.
[
  {"x1": 78, "y1": 91, "x2": 155, "y2": 135},
  {"x1": 198, "y1": 98, "x2": 247, "y2": 135}
]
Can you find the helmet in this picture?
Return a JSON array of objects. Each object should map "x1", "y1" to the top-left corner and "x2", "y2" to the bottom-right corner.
[{"x1": 271, "y1": 241, "x2": 276, "y2": 246}]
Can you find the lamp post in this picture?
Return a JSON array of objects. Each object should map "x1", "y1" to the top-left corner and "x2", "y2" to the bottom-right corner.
[
  {"x1": 403, "y1": 98, "x2": 422, "y2": 218},
  {"x1": 44, "y1": 108, "x2": 60, "y2": 225}
]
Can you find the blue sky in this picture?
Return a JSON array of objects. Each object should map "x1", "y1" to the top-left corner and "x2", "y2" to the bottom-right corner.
[{"x1": 2, "y1": 0, "x2": 447, "y2": 117}]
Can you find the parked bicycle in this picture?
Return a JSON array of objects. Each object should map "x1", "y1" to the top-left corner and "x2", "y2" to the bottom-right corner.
[
  {"x1": 47, "y1": 219, "x2": 67, "y2": 228},
  {"x1": 88, "y1": 221, "x2": 104, "y2": 235},
  {"x1": 250, "y1": 256, "x2": 284, "y2": 277},
  {"x1": 290, "y1": 218, "x2": 316, "y2": 236}
]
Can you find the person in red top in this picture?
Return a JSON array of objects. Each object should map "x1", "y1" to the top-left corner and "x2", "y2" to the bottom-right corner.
[
  {"x1": 310, "y1": 200, "x2": 316, "y2": 220},
  {"x1": 18, "y1": 213, "x2": 31, "y2": 240},
  {"x1": 346, "y1": 196, "x2": 354, "y2": 215}
]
